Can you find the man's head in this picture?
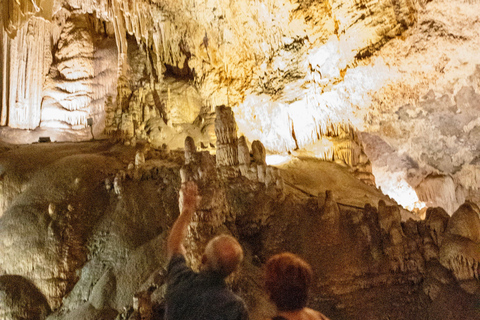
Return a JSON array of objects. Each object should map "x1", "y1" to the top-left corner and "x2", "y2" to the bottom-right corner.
[{"x1": 202, "y1": 235, "x2": 244, "y2": 278}]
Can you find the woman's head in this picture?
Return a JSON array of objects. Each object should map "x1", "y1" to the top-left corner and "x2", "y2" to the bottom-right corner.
[{"x1": 264, "y1": 252, "x2": 313, "y2": 311}]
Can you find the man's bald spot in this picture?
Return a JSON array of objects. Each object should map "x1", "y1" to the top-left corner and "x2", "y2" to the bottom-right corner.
[{"x1": 204, "y1": 235, "x2": 244, "y2": 277}]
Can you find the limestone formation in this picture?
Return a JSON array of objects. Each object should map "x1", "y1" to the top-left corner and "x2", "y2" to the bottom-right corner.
[
  {"x1": 439, "y1": 202, "x2": 480, "y2": 281},
  {"x1": 1, "y1": 141, "x2": 480, "y2": 319},
  {"x1": 0, "y1": 275, "x2": 51, "y2": 320},
  {"x1": 135, "y1": 151, "x2": 145, "y2": 169},
  {"x1": 416, "y1": 174, "x2": 464, "y2": 215},
  {"x1": 1, "y1": 17, "x2": 51, "y2": 129},
  {"x1": 3, "y1": 0, "x2": 480, "y2": 319},
  {"x1": 238, "y1": 136, "x2": 250, "y2": 177},
  {"x1": 251, "y1": 140, "x2": 266, "y2": 166},
  {"x1": 237, "y1": 136, "x2": 250, "y2": 166},
  {"x1": 320, "y1": 190, "x2": 342, "y2": 246},
  {"x1": 215, "y1": 105, "x2": 238, "y2": 168},
  {"x1": 184, "y1": 136, "x2": 197, "y2": 165},
  {"x1": 114, "y1": 173, "x2": 122, "y2": 198},
  {"x1": 424, "y1": 207, "x2": 450, "y2": 246},
  {"x1": 41, "y1": 14, "x2": 117, "y2": 132}
]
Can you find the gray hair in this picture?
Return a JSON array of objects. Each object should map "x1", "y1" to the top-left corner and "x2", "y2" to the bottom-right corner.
[{"x1": 204, "y1": 234, "x2": 244, "y2": 277}]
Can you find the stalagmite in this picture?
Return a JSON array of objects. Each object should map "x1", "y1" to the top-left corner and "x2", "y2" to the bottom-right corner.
[
  {"x1": 215, "y1": 105, "x2": 239, "y2": 168},
  {"x1": 185, "y1": 136, "x2": 197, "y2": 165},
  {"x1": 425, "y1": 207, "x2": 450, "y2": 246},
  {"x1": 320, "y1": 190, "x2": 341, "y2": 245},
  {"x1": 265, "y1": 166, "x2": 276, "y2": 189},
  {"x1": 135, "y1": 150, "x2": 145, "y2": 169},
  {"x1": 237, "y1": 136, "x2": 250, "y2": 166},
  {"x1": 48, "y1": 203, "x2": 55, "y2": 216},
  {"x1": 105, "y1": 177, "x2": 112, "y2": 191},
  {"x1": 180, "y1": 166, "x2": 189, "y2": 184},
  {"x1": 257, "y1": 164, "x2": 266, "y2": 183},
  {"x1": 113, "y1": 173, "x2": 122, "y2": 198},
  {"x1": 439, "y1": 202, "x2": 480, "y2": 281},
  {"x1": 251, "y1": 140, "x2": 266, "y2": 165}
]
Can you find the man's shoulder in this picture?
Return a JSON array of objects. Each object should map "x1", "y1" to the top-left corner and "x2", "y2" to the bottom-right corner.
[
  {"x1": 217, "y1": 296, "x2": 249, "y2": 320},
  {"x1": 166, "y1": 253, "x2": 196, "y2": 287},
  {"x1": 167, "y1": 253, "x2": 189, "y2": 273},
  {"x1": 217, "y1": 289, "x2": 249, "y2": 319},
  {"x1": 168, "y1": 252, "x2": 186, "y2": 265}
]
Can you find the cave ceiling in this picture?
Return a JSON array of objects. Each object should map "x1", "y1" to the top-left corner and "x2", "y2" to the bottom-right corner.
[{"x1": 1, "y1": 0, "x2": 480, "y2": 212}]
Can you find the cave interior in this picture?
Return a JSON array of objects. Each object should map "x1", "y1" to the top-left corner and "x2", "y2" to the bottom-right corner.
[{"x1": 1, "y1": 0, "x2": 480, "y2": 319}]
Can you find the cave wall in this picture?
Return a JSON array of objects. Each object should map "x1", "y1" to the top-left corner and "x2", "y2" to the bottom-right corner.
[
  {"x1": 1, "y1": 17, "x2": 52, "y2": 129},
  {"x1": 2, "y1": 0, "x2": 475, "y2": 214},
  {"x1": 2, "y1": 1, "x2": 480, "y2": 318},
  {"x1": 0, "y1": 0, "x2": 423, "y2": 207},
  {"x1": 0, "y1": 136, "x2": 480, "y2": 320}
]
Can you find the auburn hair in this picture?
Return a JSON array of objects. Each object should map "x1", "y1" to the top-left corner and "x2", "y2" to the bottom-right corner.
[{"x1": 264, "y1": 252, "x2": 313, "y2": 311}]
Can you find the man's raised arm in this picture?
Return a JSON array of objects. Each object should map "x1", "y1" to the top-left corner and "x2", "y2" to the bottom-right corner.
[{"x1": 167, "y1": 181, "x2": 199, "y2": 259}]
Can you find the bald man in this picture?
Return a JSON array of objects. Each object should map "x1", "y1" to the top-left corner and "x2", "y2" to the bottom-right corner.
[{"x1": 165, "y1": 181, "x2": 249, "y2": 320}]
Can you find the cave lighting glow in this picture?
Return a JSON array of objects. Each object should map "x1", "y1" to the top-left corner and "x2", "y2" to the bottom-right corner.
[
  {"x1": 234, "y1": 34, "x2": 422, "y2": 210},
  {"x1": 374, "y1": 169, "x2": 426, "y2": 212},
  {"x1": 234, "y1": 36, "x2": 396, "y2": 154},
  {"x1": 265, "y1": 154, "x2": 292, "y2": 166}
]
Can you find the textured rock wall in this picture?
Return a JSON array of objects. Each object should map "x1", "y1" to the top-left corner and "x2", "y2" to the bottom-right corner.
[
  {"x1": 0, "y1": 139, "x2": 479, "y2": 320},
  {"x1": 2, "y1": 0, "x2": 480, "y2": 215},
  {"x1": 40, "y1": 13, "x2": 117, "y2": 132},
  {"x1": 1, "y1": 0, "x2": 415, "y2": 130},
  {"x1": 1, "y1": 17, "x2": 52, "y2": 129},
  {"x1": 360, "y1": 0, "x2": 480, "y2": 213}
]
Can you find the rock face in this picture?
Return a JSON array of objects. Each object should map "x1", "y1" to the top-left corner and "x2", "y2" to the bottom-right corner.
[
  {"x1": 2, "y1": 0, "x2": 480, "y2": 319},
  {"x1": 0, "y1": 275, "x2": 51, "y2": 320},
  {"x1": 0, "y1": 130, "x2": 480, "y2": 320},
  {"x1": 1, "y1": 0, "x2": 405, "y2": 184},
  {"x1": 40, "y1": 13, "x2": 117, "y2": 133},
  {"x1": 1, "y1": 0, "x2": 480, "y2": 215},
  {"x1": 1, "y1": 17, "x2": 52, "y2": 129}
]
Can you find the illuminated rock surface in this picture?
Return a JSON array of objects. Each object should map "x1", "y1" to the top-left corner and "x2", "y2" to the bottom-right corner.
[
  {"x1": 1, "y1": 0, "x2": 478, "y2": 213},
  {"x1": 1, "y1": 0, "x2": 480, "y2": 319},
  {"x1": 0, "y1": 137, "x2": 478, "y2": 320}
]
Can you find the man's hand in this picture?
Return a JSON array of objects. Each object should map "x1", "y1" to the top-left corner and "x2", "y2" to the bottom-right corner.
[
  {"x1": 167, "y1": 180, "x2": 201, "y2": 259},
  {"x1": 179, "y1": 181, "x2": 200, "y2": 214}
]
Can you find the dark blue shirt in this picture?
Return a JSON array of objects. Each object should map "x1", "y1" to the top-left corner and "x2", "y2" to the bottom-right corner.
[{"x1": 165, "y1": 253, "x2": 249, "y2": 320}]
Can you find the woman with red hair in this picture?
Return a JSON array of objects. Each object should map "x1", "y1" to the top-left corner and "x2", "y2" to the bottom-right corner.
[{"x1": 264, "y1": 252, "x2": 330, "y2": 320}]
